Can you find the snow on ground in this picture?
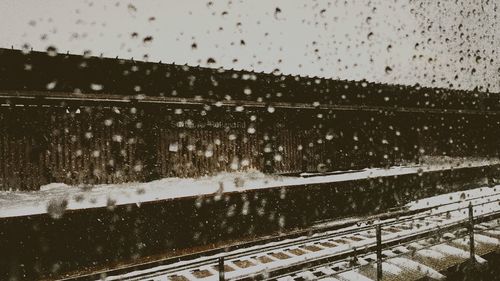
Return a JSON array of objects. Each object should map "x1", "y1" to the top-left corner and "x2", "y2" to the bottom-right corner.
[
  {"x1": 430, "y1": 244, "x2": 487, "y2": 264},
  {"x1": 0, "y1": 158, "x2": 498, "y2": 218},
  {"x1": 406, "y1": 185, "x2": 500, "y2": 210},
  {"x1": 387, "y1": 257, "x2": 445, "y2": 279}
]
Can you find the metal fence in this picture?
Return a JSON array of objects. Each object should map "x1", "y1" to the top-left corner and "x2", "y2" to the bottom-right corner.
[{"x1": 214, "y1": 199, "x2": 500, "y2": 281}]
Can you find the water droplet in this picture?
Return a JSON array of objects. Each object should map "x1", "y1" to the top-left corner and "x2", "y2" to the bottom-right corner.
[
  {"x1": 274, "y1": 7, "x2": 282, "y2": 19},
  {"x1": 317, "y1": 163, "x2": 328, "y2": 173},
  {"x1": 127, "y1": 4, "x2": 137, "y2": 13},
  {"x1": 230, "y1": 161, "x2": 239, "y2": 170},
  {"x1": 204, "y1": 148, "x2": 213, "y2": 158},
  {"x1": 264, "y1": 144, "x2": 272, "y2": 153},
  {"x1": 104, "y1": 119, "x2": 113, "y2": 126},
  {"x1": 241, "y1": 159, "x2": 250, "y2": 167},
  {"x1": 134, "y1": 164, "x2": 143, "y2": 172},
  {"x1": 106, "y1": 197, "x2": 117, "y2": 211},
  {"x1": 83, "y1": 50, "x2": 92, "y2": 58},
  {"x1": 46, "y1": 81, "x2": 57, "y2": 90},
  {"x1": 90, "y1": 83, "x2": 103, "y2": 91},
  {"x1": 169, "y1": 142, "x2": 179, "y2": 152},
  {"x1": 46, "y1": 46, "x2": 57, "y2": 56},
  {"x1": 234, "y1": 177, "x2": 245, "y2": 188},
  {"x1": 47, "y1": 198, "x2": 68, "y2": 219},
  {"x1": 112, "y1": 135, "x2": 123, "y2": 142},
  {"x1": 143, "y1": 36, "x2": 153, "y2": 45},
  {"x1": 21, "y1": 43, "x2": 31, "y2": 54}
]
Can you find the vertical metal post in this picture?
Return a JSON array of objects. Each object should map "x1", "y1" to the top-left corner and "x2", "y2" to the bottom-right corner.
[
  {"x1": 219, "y1": 256, "x2": 225, "y2": 281},
  {"x1": 376, "y1": 224, "x2": 383, "y2": 281},
  {"x1": 468, "y1": 203, "x2": 475, "y2": 265}
]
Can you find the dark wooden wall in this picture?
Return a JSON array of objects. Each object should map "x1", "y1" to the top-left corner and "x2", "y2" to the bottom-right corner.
[
  {"x1": 0, "y1": 105, "x2": 328, "y2": 190},
  {"x1": 1, "y1": 104, "x2": 498, "y2": 191},
  {"x1": 1, "y1": 48, "x2": 499, "y2": 190}
]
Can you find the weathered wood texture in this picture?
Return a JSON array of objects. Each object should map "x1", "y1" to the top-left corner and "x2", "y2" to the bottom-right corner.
[
  {"x1": 0, "y1": 106, "x2": 329, "y2": 190},
  {"x1": 1, "y1": 104, "x2": 499, "y2": 190}
]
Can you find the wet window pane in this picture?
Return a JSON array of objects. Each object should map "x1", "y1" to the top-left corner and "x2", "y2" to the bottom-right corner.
[{"x1": 0, "y1": 1, "x2": 498, "y2": 280}]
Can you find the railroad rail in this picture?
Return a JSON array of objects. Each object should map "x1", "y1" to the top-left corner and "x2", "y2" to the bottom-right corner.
[
  {"x1": 59, "y1": 190, "x2": 500, "y2": 281},
  {"x1": 1, "y1": 90, "x2": 498, "y2": 116},
  {"x1": 272, "y1": 215, "x2": 500, "y2": 281}
]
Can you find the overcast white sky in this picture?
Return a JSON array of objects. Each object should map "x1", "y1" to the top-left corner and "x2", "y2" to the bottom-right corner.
[{"x1": 0, "y1": 0, "x2": 498, "y2": 92}]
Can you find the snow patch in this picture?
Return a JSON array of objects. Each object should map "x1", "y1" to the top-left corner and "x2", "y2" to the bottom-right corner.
[
  {"x1": 388, "y1": 257, "x2": 445, "y2": 280},
  {"x1": 1, "y1": 159, "x2": 497, "y2": 218}
]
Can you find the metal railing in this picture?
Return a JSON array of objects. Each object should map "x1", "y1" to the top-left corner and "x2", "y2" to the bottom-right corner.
[
  {"x1": 372, "y1": 202, "x2": 479, "y2": 281},
  {"x1": 234, "y1": 198, "x2": 500, "y2": 281}
]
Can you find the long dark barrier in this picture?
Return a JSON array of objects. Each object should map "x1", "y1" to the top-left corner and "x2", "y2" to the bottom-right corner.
[
  {"x1": 1, "y1": 164, "x2": 499, "y2": 280},
  {"x1": 2, "y1": 103, "x2": 499, "y2": 191},
  {"x1": 2, "y1": 47, "x2": 500, "y2": 191}
]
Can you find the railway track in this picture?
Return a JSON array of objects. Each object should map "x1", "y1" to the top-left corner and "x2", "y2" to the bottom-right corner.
[
  {"x1": 61, "y1": 189, "x2": 500, "y2": 281},
  {"x1": 272, "y1": 218, "x2": 500, "y2": 281}
]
